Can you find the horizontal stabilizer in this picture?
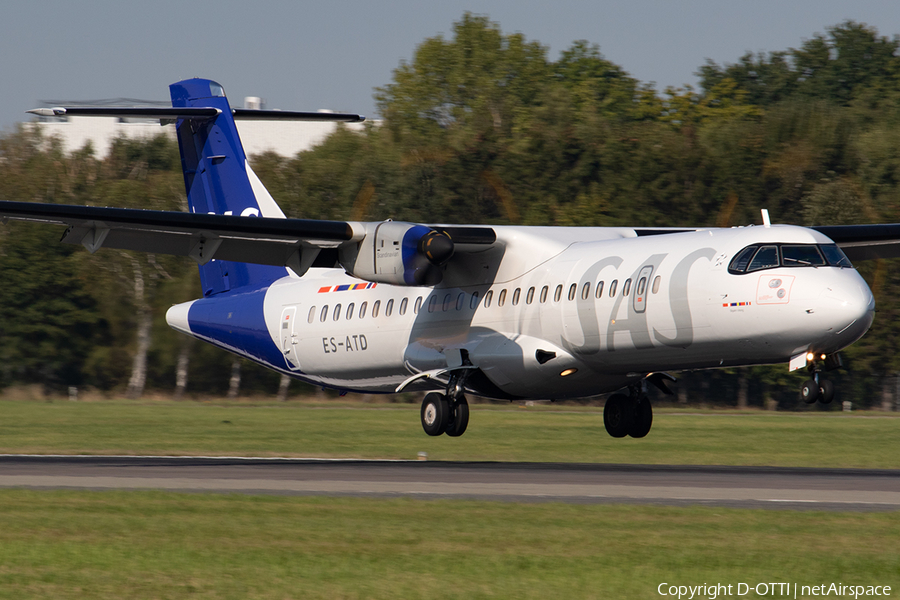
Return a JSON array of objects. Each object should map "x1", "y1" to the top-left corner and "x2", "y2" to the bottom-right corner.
[
  {"x1": 231, "y1": 109, "x2": 364, "y2": 122},
  {"x1": 27, "y1": 106, "x2": 221, "y2": 121},
  {"x1": 27, "y1": 106, "x2": 364, "y2": 124}
]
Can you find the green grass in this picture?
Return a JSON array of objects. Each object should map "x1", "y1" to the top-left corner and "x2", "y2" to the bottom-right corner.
[
  {"x1": 0, "y1": 398, "x2": 898, "y2": 467},
  {"x1": 0, "y1": 489, "x2": 896, "y2": 599}
]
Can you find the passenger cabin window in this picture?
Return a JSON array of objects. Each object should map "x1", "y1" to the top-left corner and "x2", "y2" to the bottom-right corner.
[
  {"x1": 609, "y1": 280, "x2": 618, "y2": 297},
  {"x1": 385, "y1": 299, "x2": 394, "y2": 317},
  {"x1": 498, "y1": 289, "x2": 507, "y2": 307},
  {"x1": 372, "y1": 300, "x2": 381, "y2": 318},
  {"x1": 540, "y1": 286, "x2": 548, "y2": 303},
  {"x1": 456, "y1": 293, "x2": 465, "y2": 311},
  {"x1": 526, "y1": 287, "x2": 535, "y2": 304},
  {"x1": 320, "y1": 306, "x2": 328, "y2": 322},
  {"x1": 346, "y1": 303, "x2": 355, "y2": 320},
  {"x1": 582, "y1": 282, "x2": 590, "y2": 300},
  {"x1": 595, "y1": 281, "x2": 604, "y2": 299},
  {"x1": 414, "y1": 297, "x2": 423, "y2": 314},
  {"x1": 728, "y1": 243, "x2": 850, "y2": 274},
  {"x1": 428, "y1": 296, "x2": 437, "y2": 313},
  {"x1": 333, "y1": 304, "x2": 342, "y2": 321},
  {"x1": 568, "y1": 284, "x2": 577, "y2": 301},
  {"x1": 359, "y1": 302, "x2": 368, "y2": 319},
  {"x1": 308, "y1": 307, "x2": 316, "y2": 323},
  {"x1": 623, "y1": 279, "x2": 632, "y2": 296},
  {"x1": 485, "y1": 291, "x2": 493, "y2": 307},
  {"x1": 652, "y1": 276, "x2": 661, "y2": 294},
  {"x1": 512, "y1": 288, "x2": 521, "y2": 305},
  {"x1": 554, "y1": 285, "x2": 563, "y2": 302},
  {"x1": 443, "y1": 294, "x2": 452, "y2": 311},
  {"x1": 470, "y1": 292, "x2": 480, "y2": 309},
  {"x1": 636, "y1": 277, "x2": 647, "y2": 296},
  {"x1": 399, "y1": 298, "x2": 408, "y2": 315}
]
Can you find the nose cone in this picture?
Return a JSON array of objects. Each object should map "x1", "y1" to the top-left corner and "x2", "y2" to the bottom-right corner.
[{"x1": 817, "y1": 274, "x2": 875, "y2": 349}]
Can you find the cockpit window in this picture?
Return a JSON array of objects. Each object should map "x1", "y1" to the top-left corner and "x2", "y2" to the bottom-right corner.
[
  {"x1": 747, "y1": 246, "x2": 779, "y2": 272},
  {"x1": 729, "y1": 246, "x2": 757, "y2": 273},
  {"x1": 729, "y1": 243, "x2": 854, "y2": 274},
  {"x1": 781, "y1": 245, "x2": 826, "y2": 267},
  {"x1": 820, "y1": 244, "x2": 853, "y2": 268}
]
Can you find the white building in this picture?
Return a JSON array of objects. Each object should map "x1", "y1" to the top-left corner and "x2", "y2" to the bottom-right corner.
[{"x1": 27, "y1": 97, "x2": 372, "y2": 158}]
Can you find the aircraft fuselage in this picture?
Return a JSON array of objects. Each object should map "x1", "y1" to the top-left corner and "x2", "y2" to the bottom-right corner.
[{"x1": 167, "y1": 223, "x2": 874, "y2": 401}]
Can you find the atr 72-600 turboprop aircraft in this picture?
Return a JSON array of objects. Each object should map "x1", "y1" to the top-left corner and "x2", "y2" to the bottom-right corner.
[{"x1": 3, "y1": 78, "x2": 898, "y2": 438}]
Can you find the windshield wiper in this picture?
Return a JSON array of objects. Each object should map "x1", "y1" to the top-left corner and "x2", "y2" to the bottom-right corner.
[{"x1": 783, "y1": 257, "x2": 816, "y2": 267}]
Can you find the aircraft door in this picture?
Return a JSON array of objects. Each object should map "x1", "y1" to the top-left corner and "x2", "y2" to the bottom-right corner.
[
  {"x1": 633, "y1": 265, "x2": 654, "y2": 313},
  {"x1": 280, "y1": 306, "x2": 301, "y2": 370}
]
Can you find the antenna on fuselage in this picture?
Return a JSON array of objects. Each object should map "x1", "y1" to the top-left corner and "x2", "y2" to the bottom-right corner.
[{"x1": 761, "y1": 209, "x2": 771, "y2": 228}]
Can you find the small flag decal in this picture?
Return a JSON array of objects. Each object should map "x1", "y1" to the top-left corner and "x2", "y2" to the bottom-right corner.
[{"x1": 318, "y1": 283, "x2": 377, "y2": 293}]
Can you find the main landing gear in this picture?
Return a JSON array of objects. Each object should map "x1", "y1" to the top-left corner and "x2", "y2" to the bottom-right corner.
[
  {"x1": 603, "y1": 391, "x2": 652, "y2": 438},
  {"x1": 799, "y1": 353, "x2": 840, "y2": 405},
  {"x1": 603, "y1": 374, "x2": 673, "y2": 439},
  {"x1": 420, "y1": 370, "x2": 470, "y2": 437}
]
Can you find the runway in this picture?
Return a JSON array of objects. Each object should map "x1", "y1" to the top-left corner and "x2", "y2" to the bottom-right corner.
[{"x1": 1, "y1": 455, "x2": 898, "y2": 510}]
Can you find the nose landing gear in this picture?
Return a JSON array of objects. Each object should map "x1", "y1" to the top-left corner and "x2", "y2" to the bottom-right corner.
[{"x1": 800, "y1": 355, "x2": 839, "y2": 405}]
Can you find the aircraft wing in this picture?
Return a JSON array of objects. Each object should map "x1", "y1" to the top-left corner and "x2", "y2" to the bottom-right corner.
[
  {"x1": 0, "y1": 200, "x2": 357, "y2": 272},
  {"x1": 811, "y1": 224, "x2": 900, "y2": 261},
  {"x1": 0, "y1": 200, "x2": 496, "y2": 277}
]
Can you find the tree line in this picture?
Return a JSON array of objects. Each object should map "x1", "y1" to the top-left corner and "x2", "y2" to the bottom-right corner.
[{"x1": 2, "y1": 14, "x2": 900, "y2": 408}]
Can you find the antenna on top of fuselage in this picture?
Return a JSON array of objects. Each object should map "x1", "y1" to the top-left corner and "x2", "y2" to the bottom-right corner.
[{"x1": 761, "y1": 209, "x2": 771, "y2": 228}]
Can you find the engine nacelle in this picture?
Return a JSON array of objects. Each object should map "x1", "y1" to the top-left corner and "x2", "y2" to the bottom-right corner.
[{"x1": 339, "y1": 221, "x2": 454, "y2": 286}]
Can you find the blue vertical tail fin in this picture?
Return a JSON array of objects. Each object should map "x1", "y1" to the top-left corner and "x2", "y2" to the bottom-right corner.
[{"x1": 170, "y1": 78, "x2": 288, "y2": 295}]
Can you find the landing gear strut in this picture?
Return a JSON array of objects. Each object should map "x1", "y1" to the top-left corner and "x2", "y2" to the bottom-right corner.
[
  {"x1": 800, "y1": 355, "x2": 838, "y2": 405},
  {"x1": 604, "y1": 380, "x2": 655, "y2": 438},
  {"x1": 420, "y1": 370, "x2": 470, "y2": 437}
]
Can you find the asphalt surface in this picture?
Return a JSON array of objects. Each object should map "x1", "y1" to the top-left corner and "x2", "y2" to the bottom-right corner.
[{"x1": 1, "y1": 455, "x2": 898, "y2": 510}]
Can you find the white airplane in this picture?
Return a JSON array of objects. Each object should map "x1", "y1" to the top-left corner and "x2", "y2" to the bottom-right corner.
[{"x1": 4, "y1": 78, "x2": 894, "y2": 438}]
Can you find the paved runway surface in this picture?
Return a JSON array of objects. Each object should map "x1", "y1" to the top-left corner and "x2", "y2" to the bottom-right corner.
[{"x1": 1, "y1": 455, "x2": 898, "y2": 510}]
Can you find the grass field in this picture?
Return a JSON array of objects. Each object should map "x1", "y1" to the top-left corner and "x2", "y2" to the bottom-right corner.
[
  {"x1": 0, "y1": 397, "x2": 898, "y2": 467},
  {"x1": 1, "y1": 398, "x2": 899, "y2": 598},
  {"x1": 0, "y1": 489, "x2": 897, "y2": 600}
]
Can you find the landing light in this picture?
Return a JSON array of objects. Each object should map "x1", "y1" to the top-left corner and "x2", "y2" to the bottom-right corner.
[
  {"x1": 806, "y1": 352, "x2": 815, "y2": 362},
  {"x1": 560, "y1": 368, "x2": 578, "y2": 377}
]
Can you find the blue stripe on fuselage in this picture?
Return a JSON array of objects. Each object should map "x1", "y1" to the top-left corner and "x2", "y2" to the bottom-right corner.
[{"x1": 187, "y1": 283, "x2": 286, "y2": 369}]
